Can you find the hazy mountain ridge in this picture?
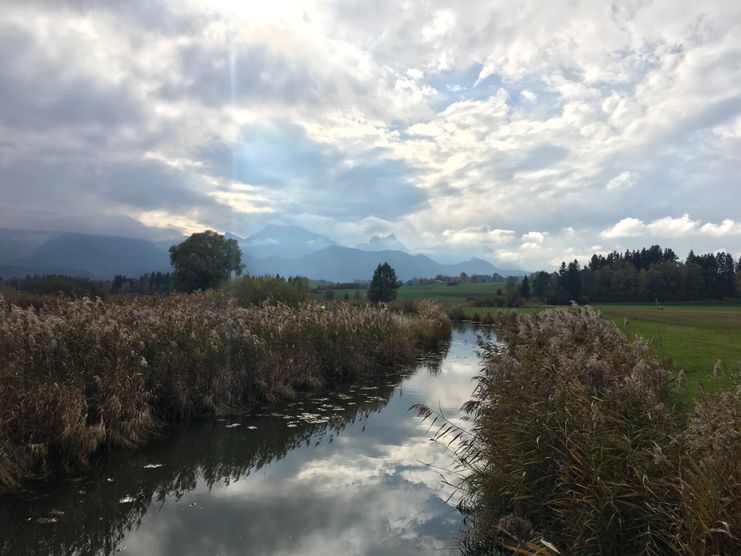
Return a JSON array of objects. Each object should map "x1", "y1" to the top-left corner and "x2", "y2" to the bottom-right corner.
[
  {"x1": 247, "y1": 245, "x2": 525, "y2": 282},
  {"x1": 241, "y1": 225, "x2": 336, "y2": 259},
  {"x1": 0, "y1": 226, "x2": 526, "y2": 281},
  {"x1": 0, "y1": 229, "x2": 171, "y2": 279}
]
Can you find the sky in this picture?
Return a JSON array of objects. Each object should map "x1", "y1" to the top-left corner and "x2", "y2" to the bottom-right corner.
[{"x1": 1, "y1": 0, "x2": 740, "y2": 270}]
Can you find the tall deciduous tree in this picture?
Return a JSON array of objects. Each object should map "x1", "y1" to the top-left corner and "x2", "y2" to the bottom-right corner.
[
  {"x1": 368, "y1": 262, "x2": 398, "y2": 302},
  {"x1": 169, "y1": 230, "x2": 243, "y2": 292}
]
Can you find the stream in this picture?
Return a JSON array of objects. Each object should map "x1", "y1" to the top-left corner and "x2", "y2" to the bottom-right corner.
[{"x1": 0, "y1": 324, "x2": 491, "y2": 556}]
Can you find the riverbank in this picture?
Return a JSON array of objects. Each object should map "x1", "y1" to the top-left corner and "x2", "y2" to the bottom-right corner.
[
  {"x1": 434, "y1": 306, "x2": 740, "y2": 554},
  {"x1": 0, "y1": 323, "x2": 479, "y2": 556},
  {"x1": 455, "y1": 302, "x2": 741, "y2": 404},
  {"x1": 0, "y1": 294, "x2": 451, "y2": 493}
]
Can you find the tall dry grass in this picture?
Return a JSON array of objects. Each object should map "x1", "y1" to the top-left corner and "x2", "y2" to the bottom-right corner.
[
  {"x1": 0, "y1": 294, "x2": 450, "y2": 492},
  {"x1": 416, "y1": 306, "x2": 740, "y2": 555}
]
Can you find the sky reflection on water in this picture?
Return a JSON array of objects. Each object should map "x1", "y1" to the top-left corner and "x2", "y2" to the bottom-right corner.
[{"x1": 0, "y1": 324, "x2": 492, "y2": 556}]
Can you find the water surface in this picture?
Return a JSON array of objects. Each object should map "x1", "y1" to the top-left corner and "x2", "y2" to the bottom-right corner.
[{"x1": 0, "y1": 324, "x2": 490, "y2": 556}]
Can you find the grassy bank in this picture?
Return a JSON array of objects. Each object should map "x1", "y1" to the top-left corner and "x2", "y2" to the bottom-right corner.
[
  {"x1": 421, "y1": 307, "x2": 740, "y2": 554},
  {"x1": 327, "y1": 282, "x2": 507, "y2": 302},
  {"x1": 0, "y1": 294, "x2": 451, "y2": 493},
  {"x1": 458, "y1": 303, "x2": 741, "y2": 405}
]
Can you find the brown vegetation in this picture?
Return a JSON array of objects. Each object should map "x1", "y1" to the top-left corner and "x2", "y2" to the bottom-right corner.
[
  {"x1": 416, "y1": 306, "x2": 740, "y2": 555},
  {"x1": 0, "y1": 294, "x2": 450, "y2": 493}
]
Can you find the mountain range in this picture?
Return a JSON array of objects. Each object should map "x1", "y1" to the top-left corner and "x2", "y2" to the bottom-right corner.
[
  {"x1": 0, "y1": 226, "x2": 526, "y2": 282},
  {"x1": 0, "y1": 229, "x2": 172, "y2": 280}
]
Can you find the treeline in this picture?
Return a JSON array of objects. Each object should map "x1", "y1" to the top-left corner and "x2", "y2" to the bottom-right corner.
[
  {"x1": 0, "y1": 272, "x2": 324, "y2": 307},
  {"x1": 405, "y1": 273, "x2": 505, "y2": 285},
  {"x1": 0, "y1": 272, "x2": 174, "y2": 299},
  {"x1": 528, "y1": 245, "x2": 741, "y2": 304},
  {"x1": 315, "y1": 281, "x2": 368, "y2": 290},
  {"x1": 111, "y1": 272, "x2": 172, "y2": 294},
  {"x1": 0, "y1": 274, "x2": 107, "y2": 298}
]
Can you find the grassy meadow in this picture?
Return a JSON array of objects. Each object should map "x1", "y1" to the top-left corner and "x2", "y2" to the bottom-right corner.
[
  {"x1": 458, "y1": 303, "x2": 741, "y2": 405},
  {"x1": 596, "y1": 304, "x2": 741, "y2": 403},
  {"x1": 396, "y1": 282, "x2": 507, "y2": 301}
]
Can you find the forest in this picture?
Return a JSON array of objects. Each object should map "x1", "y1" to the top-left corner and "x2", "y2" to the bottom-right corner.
[{"x1": 528, "y1": 245, "x2": 740, "y2": 304}]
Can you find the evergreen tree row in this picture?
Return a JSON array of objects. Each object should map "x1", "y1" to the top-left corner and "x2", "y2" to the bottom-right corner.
[
  {"x1": 528, "y1": 246, "x2": 740, "y2": 304},
  {"x1": 111, "y1": 272, "x2": 172, "y2": 295}
]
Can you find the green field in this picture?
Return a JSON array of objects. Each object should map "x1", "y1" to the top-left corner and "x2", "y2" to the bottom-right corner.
[
  {"x1": 462, "y1": 303, "x2": 741, "y2": 405},
  {"x1": 596, "y1": 304, "x2": 741, "y2": 404},
  {"x1": 397, "y1": 282, "x2": 507, "y2": 300},
  {"x1": 321, "y1": 282, "x2": 507, "y2": 302}
]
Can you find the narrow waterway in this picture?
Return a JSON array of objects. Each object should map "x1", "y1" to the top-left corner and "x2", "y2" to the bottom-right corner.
[{"x1": 0, "y1": 324, "x2": 491, "y2": 556}]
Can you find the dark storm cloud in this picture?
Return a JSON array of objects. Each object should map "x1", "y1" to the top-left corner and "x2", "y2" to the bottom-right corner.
[
  {"x1": 0, "y1": 22, "x2": 144, "y2": 132},
  {"x1": 0, "y1": 153, "x2": 241, "y2": 235},
  {"x1": 201, "y1": 122, "x2": 428, "y2": 220},
  {"x1": 103, "y1": 161, "x2": 222, "y2": 210}
]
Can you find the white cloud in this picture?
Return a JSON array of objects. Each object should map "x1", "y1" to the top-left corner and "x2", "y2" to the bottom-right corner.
[
  {"x1": 522, "y1": 231, "x2": 546, "y2": 243},
  {"x1": 137, "y1": 210, "x2": 206, "y2": 235},
  {"x1": 600, "y1": 214, "x2": 741, "y2": 241},
  {"x1": 646, "y1": 214, "x2": 699, "y2": 237},
  {"x1": 520, "y1": 242, "x2": 542, "y2": 251},
  {"x1": 0, "y1": 0, "x2": 739, "y2": 270},
  {"x1": 443, "y1": 225, "x2": 515, "y2": 245},
  {"x1": 599, "y1": 217, "x2": 647, "y2": 238},
  {"x1": 494, "y1": 249, "x2": 520, "y2": 262},
  {"x1": 421, "y1": 9, "x2": 456, "y2": 42},
  {"x1": 520, "y1": 89, "x2": 537, "y2": 103},
  {"x1": 606, "y1": 171, "x2": 636, "y2": 191},
  {"x1": 700, "y1": 219, "x2": 741, "y2": 237}
]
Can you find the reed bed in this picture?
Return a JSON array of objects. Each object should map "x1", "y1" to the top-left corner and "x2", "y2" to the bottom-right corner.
[
  {"x1": 0, "y1": 294, "x2": 450, "y2": 492},
  {"x1": 417, "y1": 305, "x2": 740, "y2": 555}
]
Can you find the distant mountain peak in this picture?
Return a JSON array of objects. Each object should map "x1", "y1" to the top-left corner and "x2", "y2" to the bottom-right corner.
[
  {"x1": 369, "y1": 233, "x2": 397, "y2": 242},
  {"x1": 224, "y1": 231, "x2": 246, "y2": 241},
  {"x1": 356, "y1": 233, "x2": 408, "y2": 252},
  {"x1": 246, "y1": 244, "x2": 526, "y2": 282},
  {"x1": 242, "y1": 224, "x2": 336, "y2": 259}
]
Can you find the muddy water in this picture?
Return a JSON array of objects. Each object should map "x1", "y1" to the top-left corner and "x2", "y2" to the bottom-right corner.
[{"x1": 0, "y1": 324, "x2": 491, "y2": 556}]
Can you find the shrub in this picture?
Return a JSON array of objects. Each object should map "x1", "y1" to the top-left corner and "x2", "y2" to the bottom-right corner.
[
  {"x1": 229, "y1": 274, "x2": 310, "y2": 307},
  {"x1": 417, "y1": 305, "x2": 740, "y2": 555}
]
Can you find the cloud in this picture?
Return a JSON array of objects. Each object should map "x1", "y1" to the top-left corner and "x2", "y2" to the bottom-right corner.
[
  {"x1": 700, "y1": 219, "x2": 741, "y2": 237},
  {"x1": 494, "y1": 249, "x2": 520, "y2": 262},
  {"x1": 443, "y1": 225, "x2": 515, "y2": 245},
  {"x1": 0, "y1": 21, "x2": 144, "y2": 133},
  {"x1": 520, "y1": 90, "x2": 537, "y2": 103},
  {"x1": 599, "y1": 217, "x2": 647, "y2": 239},
  {"x1": 202, "y1": 121, "x2": 428, "y2": 220},
  {"x1": 600, "y1": 214, "x2": 741, "y2": 240},
  {"x1": 520, "y1": 242, "x2": 542, "y2": 251},
  {"x1": 522, "y1": 231, "x2": 546, "y2": 243},
  {"x1": 646, "y1": 214, "x2": 699, "y2": 237},
  {"x1": 0, "y1": 0, "x2": 739, "y2": 270},
  {"x1": 606, "y1": 171, "x2": 636, "y2": 191}
]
